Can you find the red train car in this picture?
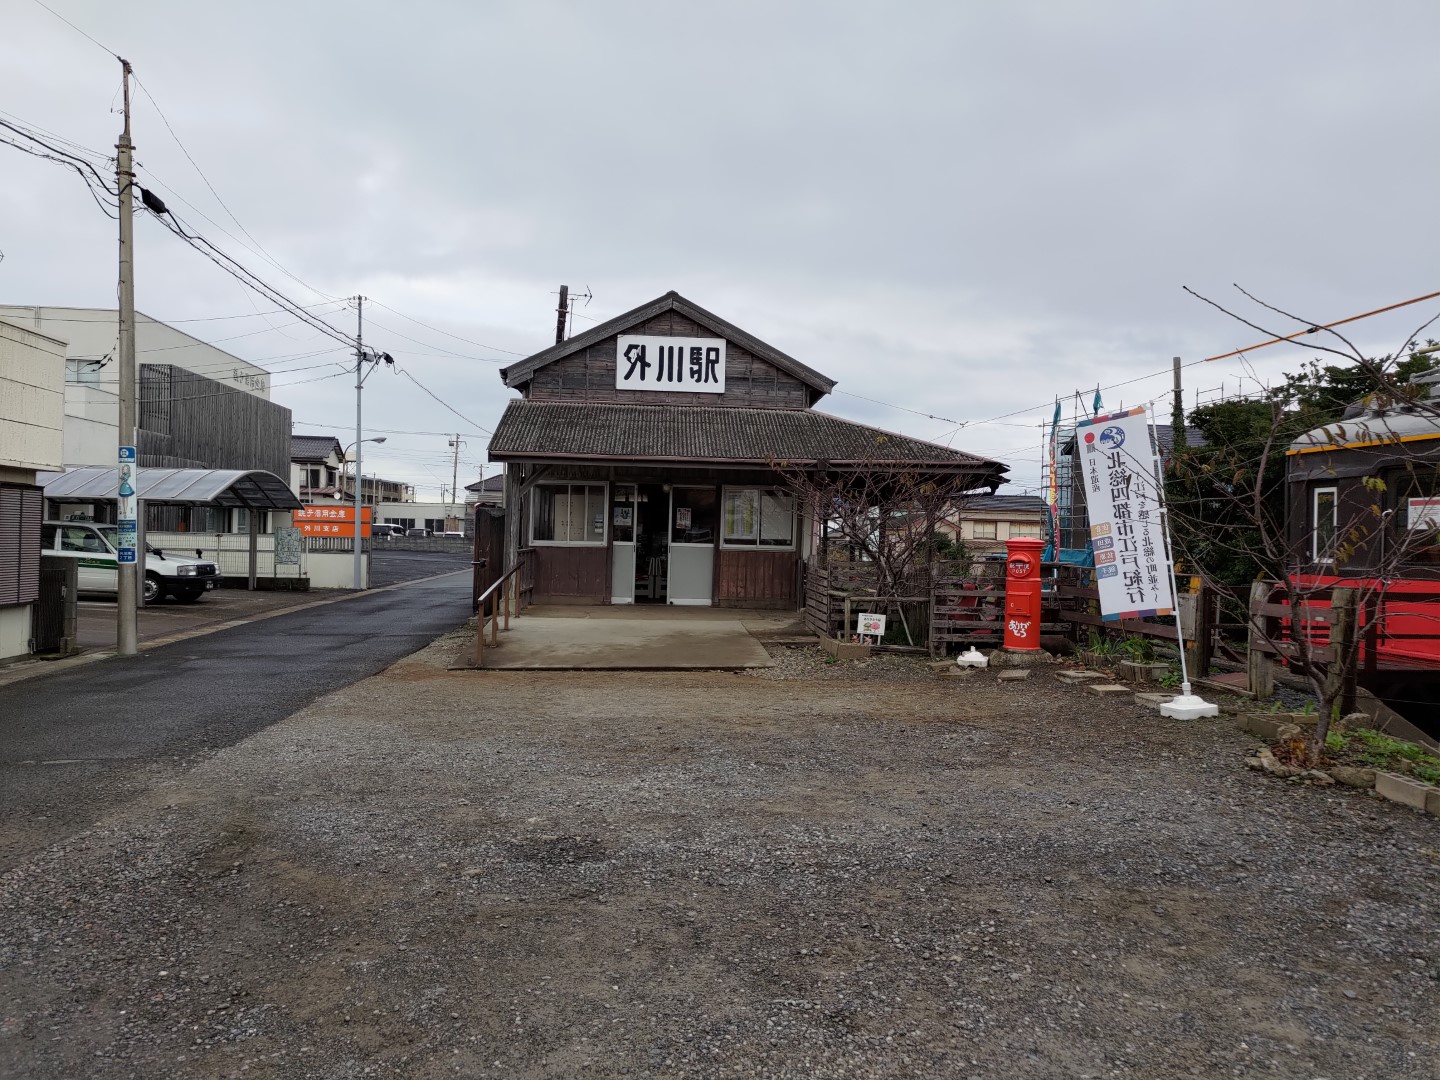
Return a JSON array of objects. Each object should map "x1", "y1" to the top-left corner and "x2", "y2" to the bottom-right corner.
[{"x1": 1285, "y1": 368, "x2": 1440, "y2": 674}]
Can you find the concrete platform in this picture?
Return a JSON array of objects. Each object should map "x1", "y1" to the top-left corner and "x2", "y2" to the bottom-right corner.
[{"x1": 477, "y1": 606, "x2": 779, "y2": 670}]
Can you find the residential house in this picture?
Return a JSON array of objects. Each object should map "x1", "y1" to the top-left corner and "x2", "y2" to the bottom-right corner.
[{"x1": 0, "y1": 319, "x2": 65, "y2": 662}]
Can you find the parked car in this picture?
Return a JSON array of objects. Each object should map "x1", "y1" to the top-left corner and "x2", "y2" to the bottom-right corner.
[
  {"x1": 405, "y1": 528, "x2": 431, "y2": 538},
  {"x1": 371, "y1": 523, "x2": 406, "y2": 538},
  {"x1": 41, "y1": 520, "x2": 221, "y2": 603}
]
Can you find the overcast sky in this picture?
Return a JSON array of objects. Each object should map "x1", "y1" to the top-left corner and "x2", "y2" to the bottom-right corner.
[{"x1": 4, "y1": 1, "x2": 1438, "y2": 497}]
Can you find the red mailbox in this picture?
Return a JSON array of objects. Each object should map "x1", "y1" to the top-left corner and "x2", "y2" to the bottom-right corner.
[{"x1": 1002, "y1": 537, "x2": 1045, "y2": 651}]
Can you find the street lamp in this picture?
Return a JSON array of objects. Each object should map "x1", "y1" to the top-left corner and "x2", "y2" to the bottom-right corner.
[{"x1": 341, "y1": 435, "x2": 386, "y2": 589}]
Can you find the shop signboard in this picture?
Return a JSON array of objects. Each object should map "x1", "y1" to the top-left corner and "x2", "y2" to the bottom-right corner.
[
  {"x1": 1075, "y1": 405, "x2": 1174, "y2": 620},
  {"x1": 294, "y1": 505, "x2": 372, "y2": 538},
  {"x1": 615, "y1": 335, "x2": 726, "y2": 393}
]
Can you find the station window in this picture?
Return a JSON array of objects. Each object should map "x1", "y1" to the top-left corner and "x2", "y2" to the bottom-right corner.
[
  {"x1": 531, "y1": 483, "x2": 607, "y2": 545},
  {"x1": 721, "y1": 487, "x2": 795, "y2": 549}
]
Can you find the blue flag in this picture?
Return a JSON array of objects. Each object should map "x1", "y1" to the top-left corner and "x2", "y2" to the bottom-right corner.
[{"x1": 1092, "y1": 388, "x2": 1103, "y2": 416}]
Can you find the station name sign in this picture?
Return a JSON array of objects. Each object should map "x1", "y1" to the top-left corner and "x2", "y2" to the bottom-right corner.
[{"x1": 615, "y1": 335, "x2": 726, "y2": 394}]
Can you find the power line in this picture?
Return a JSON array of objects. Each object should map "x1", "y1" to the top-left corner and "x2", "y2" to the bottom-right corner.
[
  {"x1": 368, "y1": 299, "x2": 529, "y2": 356},
  {"x1": 29, "y1": 0, "x2": 118, "y2": 58},
  {"x1": 131, "y1": 73, "x2": 340, "y2": 306},
  {"x1": 397, "y1": 368, "x2": 493, "y2": 435},
  {"x1": 831, "y1": 389, "x2": 957, "y2": 425},
  {"x1": 359, "y1": 313, "x2": 509, "y2": 363}
]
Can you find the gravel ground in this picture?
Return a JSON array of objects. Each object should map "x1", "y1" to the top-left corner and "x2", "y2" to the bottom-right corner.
[{"x1": 2, "y1": 635, "x2": 1438, "y2": 1079}]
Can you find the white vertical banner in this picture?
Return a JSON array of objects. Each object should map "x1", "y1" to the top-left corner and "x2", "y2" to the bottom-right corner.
[{"x1": 1075, "y1": 405, "x2": 1175, "y2": 620}]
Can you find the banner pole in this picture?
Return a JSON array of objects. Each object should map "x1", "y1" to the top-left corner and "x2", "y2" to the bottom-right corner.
[{"x1": 1147, "y1": 399, "x2": 1218, "y2": 719}]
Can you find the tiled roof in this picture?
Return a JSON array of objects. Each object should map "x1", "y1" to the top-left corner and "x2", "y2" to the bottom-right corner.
[
  {"x1": 962, "y1": 494, "x2": 1047, "y2": 514},
  {"x1": 465, "y1": 474, "x2": 505, "y2": 492},
  {"x1": 489, "y1": 400, "x2": 1006, "y2": 478},
  {"x1": 291, "y1": 434, "x2": 341, "y2": 462}
]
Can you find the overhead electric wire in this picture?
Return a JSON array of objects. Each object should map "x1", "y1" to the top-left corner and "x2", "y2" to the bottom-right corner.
[
  {"x1": 144, "y1": 206, "x2": 357, "y2": 350},
  {"x1": 29, "y1": 0, "x2": 118, "y2": 59},
  {"x1": 396, "y1": 368, "x2": 493, "y2": 435},
  {"x1": 1198, "y1": 287, "x2": 1440, "y2": 363},
  {"x1": 368, "y1": 300, "x2": 528, "y2": 356}
]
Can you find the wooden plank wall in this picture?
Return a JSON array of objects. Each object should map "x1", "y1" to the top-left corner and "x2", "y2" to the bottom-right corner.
[
  {"x1": 526, "y1": 311, "x2": 810, "y2": 409},
  {"x1": 533, "y1": 546, "x2": 608, "y2": 602},
  {"x1": 715, "y1": 549, "x2": 797, "y2": 608},
  {"x1": 139, "y1": 364, "x2": 291, "y2": 478}
]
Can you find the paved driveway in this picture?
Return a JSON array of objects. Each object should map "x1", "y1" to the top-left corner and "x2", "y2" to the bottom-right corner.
[{"x1": 0, "y1": 571, "x2": 472, "y2": 872}]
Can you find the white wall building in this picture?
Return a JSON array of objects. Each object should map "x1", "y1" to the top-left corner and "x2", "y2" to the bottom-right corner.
[
  {"x1": 0, "y1": 306, "x2": 271, "y2": 468},
  {"x1": 0, "y1": 319, "x2": 65, "y2": 662}
]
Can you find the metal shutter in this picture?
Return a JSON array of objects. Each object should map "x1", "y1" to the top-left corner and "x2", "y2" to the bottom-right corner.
[{"x1": 0, "y1": 484, "x2": 43, "y2": 606}]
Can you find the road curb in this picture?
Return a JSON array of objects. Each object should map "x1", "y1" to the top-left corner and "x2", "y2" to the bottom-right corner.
[{"x1": 0, "y1": 569, "x2": 470, "y2": 690}]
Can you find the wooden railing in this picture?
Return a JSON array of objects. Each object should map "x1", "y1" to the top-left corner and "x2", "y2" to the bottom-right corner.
[{"x1": 473, "y1": 560, "x2": 527, "y2": 669}]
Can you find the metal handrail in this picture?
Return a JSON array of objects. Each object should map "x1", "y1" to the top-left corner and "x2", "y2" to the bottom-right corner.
[{"x1": 473, "y1": 561, "x2": 524, "y2": 668}]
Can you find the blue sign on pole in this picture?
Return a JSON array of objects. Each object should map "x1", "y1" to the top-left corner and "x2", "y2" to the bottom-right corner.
[{"x1": 118, "y1": 445, "x2": 136, "y2": 463}]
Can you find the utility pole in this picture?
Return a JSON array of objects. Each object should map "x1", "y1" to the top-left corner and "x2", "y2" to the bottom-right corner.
[
  {"x1": 447, "y1": 433, "x2": 465, "y2": 525},
  {"x1": 115, "y1": 57, "x2": 139, "y2": 656},
  {"x1": 1171, "y1": 356, "x2": 1187, "y2": 452},
  {"x1": 353, "y1": 296, "x2": 366, "y2": 590},
  {"x1": 554, "y1": 284, "x2": 569, "y2": 345}
]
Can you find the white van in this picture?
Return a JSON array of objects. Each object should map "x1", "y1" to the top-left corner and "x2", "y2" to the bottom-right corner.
[{"x1": 41, "y1": 521, "x2": 221, "y2": 603}]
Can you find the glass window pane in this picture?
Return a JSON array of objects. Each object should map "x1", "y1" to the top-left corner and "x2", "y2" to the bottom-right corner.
[
  {"x1": 759, "y1": 491, "x2": 794, "y2": 547},
  {"x1": 611, "y1": 485, "x2": 635, "y2": 543},
  {"x1": 585, "y1": 485, "x2": 606, "y2": 543},
  {"x1": 533, "y1": 487, "x2": 558, "y2": 542},
  {"x1": 672, "y1": 487, "x2": 717, "y2": 545},
  {"x1": 973, "y1": 521, "x2": 997, "y2": 540},
  {"x1": 723, "y1": 488, "x2": 759, "y2": 543},
  {"x1": 1314, "y1": 489, "x2": 1336, "y2": 560}
]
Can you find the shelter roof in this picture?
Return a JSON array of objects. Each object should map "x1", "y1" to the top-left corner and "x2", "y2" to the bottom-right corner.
[
  {"x1": 499, "y1": 291, "x2": 837, "y2": 397},
  {"x1": 39, "y1": 466, "x2": 302, "y2": 510},
  {"x1": 489, "y1": 400, "x2": 1006, "y2": 482},
  {"x1": 291, "y1": 434, "x2": 342, "y2": 462}
]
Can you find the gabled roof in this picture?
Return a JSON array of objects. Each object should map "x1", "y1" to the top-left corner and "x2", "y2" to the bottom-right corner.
[
  {"x1": 499, "y1": 291, "x2": 837, "y2": 398},
  {"x1": 291, "y1": 434, "x2": 342, "y2": 463},
  {"x1": 489, "y1": 400, "x2": 1007, "y2": 484},
  {"x1": 465, "y1": 474, "x2": 505, "y2": 492}
]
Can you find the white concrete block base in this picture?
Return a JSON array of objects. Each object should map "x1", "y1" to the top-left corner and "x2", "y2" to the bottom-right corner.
[{"x1": 1160, "y1": 693, "x2": 1220, "y2": 720}]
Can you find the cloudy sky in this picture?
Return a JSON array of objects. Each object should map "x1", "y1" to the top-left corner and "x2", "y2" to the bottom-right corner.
[{"x1": 4, "y1": 1, "x2": 1438, "y2": 497}]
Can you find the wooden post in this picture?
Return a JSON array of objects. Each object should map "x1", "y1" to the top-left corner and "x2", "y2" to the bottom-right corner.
[
  {"x1": 1326, "y1": 587, "x2": 1358, "y2": 716},
  {"x1": 843, "y1": 595, "x2": 851, "y2": 642},
  {"x1": 1247, "y1": 580, "x2": 1274, "y2": 700},
  {"x1": 1184, "y1": 584, "x2": 1214, "y2": 679},
  {"x1": 504, "y1": 574, "x2": 512, "y2": 631},
  {"x1": 1362, "y1": 593, "x2": 1379, "y2": 689},
  {"x1": 475, "y1": 603, "x2": 485, "y2": 668}
]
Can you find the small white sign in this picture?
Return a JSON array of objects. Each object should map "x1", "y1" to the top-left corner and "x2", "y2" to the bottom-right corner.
[
  {"x1": 615, "y1": 335, "x2": 726, "y2": 393},
  {"x1": 1408, "y1": 497, "x2": 1440, "y2": 531},
  {"x1": 857, "y1": 612, "x2": 886, "y2": 638}
]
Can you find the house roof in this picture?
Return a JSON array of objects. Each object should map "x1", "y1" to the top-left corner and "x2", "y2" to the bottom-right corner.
[
  {"x1": 499, "y1": 291, "x2": 837, "y2": 398},
  {"x1": 961, "y1": 494, "x2": 1048, "y2": 515},
  {"x1": 489, "y1": 400, "x2": 1007, "y2": 482},
  {"x1": 465, "y1": 474, "x2": 505, "y2": 492},
  {"x1": 291, "y1": 434, "x2": 342, "y2": 462}
]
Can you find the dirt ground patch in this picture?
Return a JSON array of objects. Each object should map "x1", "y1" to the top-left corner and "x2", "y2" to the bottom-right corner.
[{"x1": 2, "y1": 640, "x2": 1438, "y2": 1079}]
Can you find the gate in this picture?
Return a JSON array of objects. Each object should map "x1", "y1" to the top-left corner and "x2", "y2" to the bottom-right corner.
[
  {"x1": 471, "y1": 506, "x2": 506, "y2": 612},
  {"x1": 32, "y1": 555, "x2": 78, "y2": 655}
]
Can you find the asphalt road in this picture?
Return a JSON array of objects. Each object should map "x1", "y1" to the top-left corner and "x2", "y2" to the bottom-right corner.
[
  {"x1": 368, "y1": 546, "x2": 472, "y2": 588},
  {"x1": 0, "y1": 570, "x2": 472, "y2": 872}
]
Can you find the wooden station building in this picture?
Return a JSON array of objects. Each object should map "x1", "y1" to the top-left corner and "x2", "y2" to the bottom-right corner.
[{"x1": 488, "y1": 291, "x2": 1007, "y2": 608}]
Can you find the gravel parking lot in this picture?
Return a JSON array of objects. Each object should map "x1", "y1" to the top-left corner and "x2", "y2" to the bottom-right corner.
[{"x1": 2, "y1": 637, "x2": 1437, "y2": 1079}]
